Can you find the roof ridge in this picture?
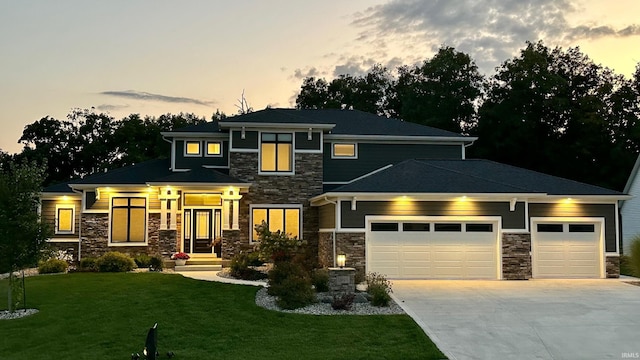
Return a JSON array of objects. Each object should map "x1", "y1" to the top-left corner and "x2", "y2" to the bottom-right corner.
[{"x1": 415, "y1": 159, "x2": 536, "y2": 193}]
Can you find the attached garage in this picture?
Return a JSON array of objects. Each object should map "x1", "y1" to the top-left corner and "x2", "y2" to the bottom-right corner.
[
  {"x1": 531, "y1": 218, "x2": 604, "y2": 278},
  {"x1": 366, "y1": 217, "x2": 500, "y2": 279}
]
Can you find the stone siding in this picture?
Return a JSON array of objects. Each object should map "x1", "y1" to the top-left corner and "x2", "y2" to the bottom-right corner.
[
  {"x1": 328, "y1": 268, "x2": 356, "y2": 294},
  {"x1": 318, "y1": 232, "x2": 333, "y2": 267},
  {"x1": 334, "y1": 232, "x2": 366, "y2": 279},
  {"x1": 228, "y1": 151, "x2": 323, "y2": 261},
  {"x1": 605, "y1": 256, "x2": 620, "y2": 278},
  {"x1": 48, "y1": 241, "x2": 80, "y2": 263},
  {"x1": 502, "y1": 232, "x2": 532, "y2": 280},
  {"x1": 80, "y1": 213, "x2": 176, "y2": 259},
  {"x1": 222, "y1": 230, "x2": 249, "y2": 259}
]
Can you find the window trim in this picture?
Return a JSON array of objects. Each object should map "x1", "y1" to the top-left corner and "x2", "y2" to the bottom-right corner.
[
  {"x1": 258, "y1": 132, "x2": 294, "y2": 175},
  {"x1": 205, "y1": 141, "x2": 223, "y2": 157},
  {"x1": 108, "y1": 194, "x2": 148, "y2": 246},
  {"x1": 55, "y1": 204, "x2": 75, "y2": 234},
  {"x1": 184, "y1": 140, "x2": 202, "y2": 157},
  {"x1": 331, "y1": 142, "x2": 358, "y2": 159},
  {"x1": 249, "y1": 204, "x2": 302, "y2": 243}
]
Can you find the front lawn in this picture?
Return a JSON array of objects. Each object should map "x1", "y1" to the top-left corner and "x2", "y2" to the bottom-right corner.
[{"x1": 0, "y1": 273, "x2": 444, "y2": 359}]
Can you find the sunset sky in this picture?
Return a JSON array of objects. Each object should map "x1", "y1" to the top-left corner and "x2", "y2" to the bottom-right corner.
[{"x1": 1, "y1": 0, "x2": 639, "y2": 154}]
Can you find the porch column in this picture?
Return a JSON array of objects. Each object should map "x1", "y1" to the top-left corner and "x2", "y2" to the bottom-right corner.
[
  {"x1": 160, "y1": 199, "x2": 168, "y2": 230},
  {"x1": 169, "y1": 198, "x2": 177, "y2": 230},
  {"x1": 221, "y1": 188, "x2": 243, "y2": 231},
  {"x1": 158, "y1": 187, "x2": 180, "y2": 231},
  {"x1": 232, "y1": 199, "x2": 240, "y2": 230},
  {"x1": 222, "y1": 200, "x2": 231, "y2": 230}
]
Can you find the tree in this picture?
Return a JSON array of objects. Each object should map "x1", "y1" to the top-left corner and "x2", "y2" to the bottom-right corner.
[
  {"x1": 471, "y1": 41, "x2": 637, "y2": 190},
  {"x1": 0, "y1": 160, "x2": 52, "y2": 311},
  {"x1": 394, "y1": 46, "x2": 484, "y2": 133}
]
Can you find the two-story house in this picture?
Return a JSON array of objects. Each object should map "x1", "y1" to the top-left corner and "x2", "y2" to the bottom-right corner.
[{"x1": 42, "y1": 108, "x2": 627, "y2": 279}]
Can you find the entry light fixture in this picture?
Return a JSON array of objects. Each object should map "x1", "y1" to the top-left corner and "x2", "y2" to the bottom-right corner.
[{"x1": 337, "y1": 254, "x2": 346, "y2": 268}]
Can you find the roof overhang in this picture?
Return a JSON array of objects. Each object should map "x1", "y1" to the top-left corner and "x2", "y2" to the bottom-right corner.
[
  {"x1": 69, "y1": 182, "x2": 251, "y2": 192},
  {"x1": 160, "y1": 132, "x2": 228, "y2": 138},
  {"x1": 311, "y1": 192, "x2": 629, "y2": 206},
  {"x1": 324, "y1": 134, "x2": 477, "y2": 143},
  {"x1": 218, "y1": 122, "x2": 335, "y2": 130}
]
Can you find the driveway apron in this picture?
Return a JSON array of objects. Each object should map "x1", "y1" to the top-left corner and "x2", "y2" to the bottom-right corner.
[{"x1": 391, "y1": 279, "x2": 640, "y2": 360}]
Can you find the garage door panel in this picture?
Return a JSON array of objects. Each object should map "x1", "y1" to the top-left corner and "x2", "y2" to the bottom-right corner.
[{"x1": 533, "y1": 221, "x2": 601, "y2": 278}]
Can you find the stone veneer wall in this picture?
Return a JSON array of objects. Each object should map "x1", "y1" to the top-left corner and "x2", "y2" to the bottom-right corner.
[
  {"x1": 48, "y1": 242, "x2": 80, "y2": 262},
  {"x1": 81, "y1": 213, "x2": 176, "y2": 259},
  {"x1": 334, "y1": 232, "x2": 365, "y2": 279},
  {"x1": 228, "y1": 152, "x2": 323, "y2": 261},
  {"x1": 222, "y1": 230, "x2": 249, "y2": 259},
  {"x1": 502, "y1": 232, "x2": 532, "y2": 280},
  {"x1": 318, "y1": 232, "x2": 333, "y2": 267},
  {"x1": 605, "y1": 256, "x2": 620, "y2": 278}
]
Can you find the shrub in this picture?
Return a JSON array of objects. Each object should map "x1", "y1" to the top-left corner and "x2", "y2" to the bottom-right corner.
[
  {"x1": 79, "y1": 257, "x2": 98, "y2": 272},
  {"x1": 254, "y1": 221, "x2": 306, "y2": 263},
  {"x1": 230, "y1": 252, "x2": 267, "y2": 280},
  {"x1": 630, "y1": 237, "x2": 640, "y2": 277},
  {"x1": 311, "y1": 268, "x2": 329, "y2": 292},
  {"x1": 620, "y1": 255, "x2": 633, "y2": 276},
  {"x1": 38, "y1": 259, "x2": 68, "y2": 274},
  {"x1": 268, "y1": 261, "x2": 308, "y2": 296},
  {"x1": 149, "y1": 255, "x2": 164, "y2": 272},
  {"x1": 331, "y1": 293, "x2": 355, "y2": 310},
  {"x1": 274, "y1": 275, "x2": 316, "y2": 310},
  {"x1": 96, "y1": 252, "x2": 135, "y2": 272},
  {"x1": 366, "y1": 272, "x2": 393, "y2": 307},
  {"x1": 247, "y1": 251, "x2": 264, "y2": 267},
  {"x1": 134, "y1": 254, "x2": 152, "y2": 268}
]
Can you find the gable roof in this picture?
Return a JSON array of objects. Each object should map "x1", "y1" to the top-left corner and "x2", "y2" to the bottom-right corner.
[
  {"x1": 167, "y1": 108, "x2": 473, "y2": 140},
  {"x1": 326, "y1": 159, "x2": 625, "y2": 196},
  {"x1": 42, "y1": 159, "x2": 246, "y2": 190},
  {"x1": 42, "y1": 181, "x2": 77, "y2": 193}
]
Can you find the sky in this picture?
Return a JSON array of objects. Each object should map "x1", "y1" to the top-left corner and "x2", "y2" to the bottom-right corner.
[{"x1": 1, "y1": 0, "x2": 639, "y2": 154}]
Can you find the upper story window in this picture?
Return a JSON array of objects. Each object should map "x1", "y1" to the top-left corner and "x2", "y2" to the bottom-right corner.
[
  {"x1": 332, "y1": 143, "x2": 357, "y2": 159},
  {"x1": 260, "y1": 133, "x2": 292, "y2": 173},
  {"x1": 185, "y1": 141, "x2": 201, "y2": 157},
  {"x1": 206, "y1": 141, "x2": 222, "y2": 157}
]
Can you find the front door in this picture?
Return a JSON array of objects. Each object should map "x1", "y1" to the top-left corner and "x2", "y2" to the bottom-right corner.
[{"x1": 183, "y1": 209, "x2": 221, "y2": 254}]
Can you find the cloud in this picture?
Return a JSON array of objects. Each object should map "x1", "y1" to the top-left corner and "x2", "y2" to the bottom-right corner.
[
  {"x1": 351, "y1": 0, "x2": 640, "y2": 72},
  {"x1": 100, "y1": 90, "x2": 215, "y2": 106},
  {"x1": 290, "y1": 67, "x2": 327, "y2": 80},
  {"x1": 94, "y1": 104, "x2": 130, "y2": 111}
]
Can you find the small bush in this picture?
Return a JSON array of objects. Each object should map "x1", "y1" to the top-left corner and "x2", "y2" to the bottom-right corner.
[
  {"x1": 268, "y1": 261, "x2": 308, "y2": 296},
  {"x1": 230, "y1": 252, "x2": 267, "y2": 280},
  {"x1": 630, "y1": 237, "x2": 640, "y2": 277},
  {"x1": 79, "y1": 257, "x2": 98, "y2": 272},
  {"x1": 620, "y1": 255, "x2": 633, "y2": 276},
  {"x1": 312, "y1": 268, "x2": 329, "y2": 292},
  {"x1": 247, "y1": 252, "x2": 264, "y2": 267},
  {"x1": 275, "y1": 275, "x2": 316, "y2": 310},
  {"x1": 38, "y1": 259, "x2": 68, "y2": 274},
  {"x1": 149, "y1": 256, "x2": 164, "y2": 272},
  {"x1": 331, "y1": 293, "x2": 355, "y2": 310},
  {"x1": 96, "y1": 252, "x2": 135, "y2": 272},
  {"x1": 366, "y1": 272, "x2": 393, "y2": 307},
  {"x1": 254, "y1": 221, "x2": 306, "y2": 263},
  {"x1": 134, "y1": 254, "x2": 152, "y2": 268}
]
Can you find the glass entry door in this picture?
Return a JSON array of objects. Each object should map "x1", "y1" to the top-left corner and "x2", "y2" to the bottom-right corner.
[{"x1": 183, "y1": 209, "x2": 221, "y2": 254}]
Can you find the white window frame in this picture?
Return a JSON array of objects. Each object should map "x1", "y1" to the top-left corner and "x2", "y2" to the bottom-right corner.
[
  {"x1": 258, "y1": 132, "x2": 295, "y2": 175},
  {"x1": 205, "y1": 141, "x2": 223, "y2": 157},
  {"x1": 55, "y1": 204, "x2": 75, "y2": 234},
  {"x1": 184, "y1": 140, "x2": 202, "y2": 157},
  {"x1": 108, "y1": 193, "x2": 149, "y2": 246},
  {"x1": 331, "y1": 142, "x2": 358, "y2": 159},
  {"x1": 249, "y1": 204, "x2": 302, "y2": 243}
]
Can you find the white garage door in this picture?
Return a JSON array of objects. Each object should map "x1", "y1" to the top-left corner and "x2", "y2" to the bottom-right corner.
[
  {"x1": 532, "y1": 221, "x2": 603, "y2": 278},
  {"x1": 367, "y1": 219, "x2": 499, "y2": 279}
]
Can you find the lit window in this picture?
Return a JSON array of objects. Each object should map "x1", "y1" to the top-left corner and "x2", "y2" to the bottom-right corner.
[
  {"x1": 332, "y1": 143, "x2": 357, "y2": 158},
  {"x1": 185, "y1": 141, "x2": 201, "y2": 156},
  {"x1": 111, "y1": 197, "x2": 146, "y2": 243},
  {"x1": 55, "y1": 205, "x2": 75, "y2": 234},
  {"x1": 260, "y1": 133, "x2": 292, "y2": 172},
  {"x1": 183, "y1": 193, "x2": 222, "y2": 206},
  {"x1": 206, "y1": 142, "x2": 222, "y2": 156},
  {"x1": 251, "y1": 207, "x2": 300, "y2": 241}
]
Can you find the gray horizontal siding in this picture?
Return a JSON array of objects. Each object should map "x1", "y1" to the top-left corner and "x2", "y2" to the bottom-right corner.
[
  {"x1": 324, "y1": 143, "x2": 462, "y2": 183},
  {"x1": 174, "y1": 140, "x2": 229, "y2": 169},
  {"x1": 295, "y1": 131, "x2": 321, "y2": 150},
  {"x1": 528, "y1": 203, "x2": 617, "y2": 253},
  {"x1": 341, "y1": 200, "x2": 525, "y2": 229},
  {"x1": 231, "y1": 130, "x2": 258, "y2": 149}
]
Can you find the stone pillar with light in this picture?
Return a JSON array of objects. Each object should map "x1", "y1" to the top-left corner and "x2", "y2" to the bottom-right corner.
[{"x1": 329, "y1": 254, "x2": 355, "y2": 294}]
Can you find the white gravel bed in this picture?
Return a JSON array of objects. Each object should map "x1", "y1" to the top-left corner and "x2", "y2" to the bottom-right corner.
[
  {"x1": 0, "y1": 309, "x2": 39, "y2": 320},
  {"x1": 255, "y1": 287, "x2": 405, "y2": 315},
  {"x1": 0, "y1": 268, "x2": 39, "y2": 280}
]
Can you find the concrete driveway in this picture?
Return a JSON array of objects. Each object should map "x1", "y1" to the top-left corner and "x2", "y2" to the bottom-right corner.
[{"x1": 391, "y1": 279, "x2": 640, "y2": 360}]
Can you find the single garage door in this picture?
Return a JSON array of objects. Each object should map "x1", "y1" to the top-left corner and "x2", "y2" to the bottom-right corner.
[
  {"x1": 367, "y1": 219, "x2": 499, "y2": 279},
  {"x1": 532, "y1": 221, "x2": 603, "y2": 278}
]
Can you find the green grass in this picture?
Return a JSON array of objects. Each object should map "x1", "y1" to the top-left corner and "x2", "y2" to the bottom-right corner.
[{"x1": 0, "y1": 273, "x2": 444, "y2": 360}]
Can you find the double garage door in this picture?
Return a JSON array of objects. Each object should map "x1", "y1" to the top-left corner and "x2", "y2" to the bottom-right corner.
[
  {"x1": 367, "y1": 218, "x2": 500, "y2": 279},
  {"x1": 367, "y1": 217, "x2": 604, "y2": 279}
]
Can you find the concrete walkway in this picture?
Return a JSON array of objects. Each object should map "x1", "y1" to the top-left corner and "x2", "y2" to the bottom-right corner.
[
  {"x1": 391, "y1": 278, "x2": 640, "y2": 360},
  {"x1": 176, "y1": 270, "x2": 267, "y2": 287}
]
